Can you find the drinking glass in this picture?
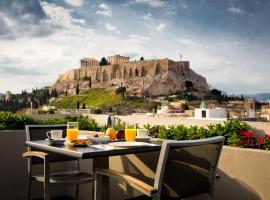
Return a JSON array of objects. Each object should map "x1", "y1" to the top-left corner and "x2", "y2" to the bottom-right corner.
[
  {"x1": 125, "y1": 124, "x2": 136, "y2": 142},
  {"x1": 67, "y1": 122, "x2": 79, "y2": 141}
]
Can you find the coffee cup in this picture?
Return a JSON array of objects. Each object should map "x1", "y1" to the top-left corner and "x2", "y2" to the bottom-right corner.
[
  {"x1": 136, "y1": 129, "x2": 149, "y2": 138},
  {"x1": 46, "y1": 130, "x2": 63, "y2": 140}
]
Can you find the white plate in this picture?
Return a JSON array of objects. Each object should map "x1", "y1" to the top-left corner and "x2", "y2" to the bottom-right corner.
[
  {"x1": 108, "y1": 142, "x2": 150, "y2": 148},
  {"x1": 86, "y1": 135, "x2": 110, "y2": 144}
]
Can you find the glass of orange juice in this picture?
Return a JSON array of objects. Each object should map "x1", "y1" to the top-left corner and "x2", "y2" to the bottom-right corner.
[
  {"x1": 125, "y1": 124, "x2": 136, "y2": 142},
  {"x1": 67, "y1": 122, "x2": 79, "y2": 141}
]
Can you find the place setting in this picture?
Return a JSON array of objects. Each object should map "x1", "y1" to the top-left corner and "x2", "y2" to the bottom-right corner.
[
  {"x1": 45, "y1": 121, "x2": 155, "y2": 150},
  {"x1": 46, "y1": 130, "x2": 66, "y2": 145},
  {"x1": 108, "y1": 124, "x2": 154, "y2": 149},
  {"x1": 65, "y1": 122, "x2": 90, "y2": 147},
  {"x1": 46, "y1": 122, "x2": 90, "y2": 147}
]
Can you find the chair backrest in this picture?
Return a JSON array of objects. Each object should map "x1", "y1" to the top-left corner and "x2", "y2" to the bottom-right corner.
[
  {"x1": 26, "y1": 124, "x2": 77, "y2": 164},
  {"x1": 154, "y1": 136, "x2": 224, "y2": 199}
]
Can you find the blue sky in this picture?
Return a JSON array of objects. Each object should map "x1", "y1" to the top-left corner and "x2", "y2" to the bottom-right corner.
[{"x1": 0, "y1": 0, "x2": 270, "y2": 94}]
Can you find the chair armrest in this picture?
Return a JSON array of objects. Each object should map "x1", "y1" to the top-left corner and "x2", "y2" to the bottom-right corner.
[
  {"x1": 22, "y1": 151, "x2": 49, "y2": 159},
  {"x1": 95, "y1": 169, "x2": 156, "y2": 196}
]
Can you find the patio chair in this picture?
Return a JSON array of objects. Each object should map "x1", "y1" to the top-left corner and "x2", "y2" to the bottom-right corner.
[
  {"x1": 94, "y1": 136, "x2": 224, "y2": 200},
  {"x1": 23, "y1": 125, "x2": 94, "y2": 200}
]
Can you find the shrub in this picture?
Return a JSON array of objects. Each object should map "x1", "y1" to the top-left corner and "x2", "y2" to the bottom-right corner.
[
  {"x1": 76, "y1": 116, "x2": 101, "y2": 131},
  {"x1": 114, "y1": 118, "x2": 126, "y2": 130},
  {"x1": 0, "y1": 112, "x2": 36, "y2": 130},
  {"x1": 0, "y1": 112, "x2": 101, "y2": 131},
  {"x1": 143, "y1": 124, "x2": 160, "y2": 137},
  {"x1": 156, "y1": 119, "x2": 270, "y2": 150}
]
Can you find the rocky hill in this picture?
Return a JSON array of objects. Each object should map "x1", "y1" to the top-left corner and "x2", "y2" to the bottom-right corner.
[{"x1": 51, "y1": 58, "x2": 209, "y2": 96}]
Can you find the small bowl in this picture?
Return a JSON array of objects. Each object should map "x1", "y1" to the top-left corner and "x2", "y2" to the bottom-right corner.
[{"x1": 86, "y1": 135, "x2": 110, "y2": 144}]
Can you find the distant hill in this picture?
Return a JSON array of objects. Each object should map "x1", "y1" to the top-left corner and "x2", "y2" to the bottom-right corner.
[
  {"x1": 247, "y1": 93, "x2": 270, "y2": 101},
  {"x1": 0, "y1": 93, "x2": 4, "y2": 97}
]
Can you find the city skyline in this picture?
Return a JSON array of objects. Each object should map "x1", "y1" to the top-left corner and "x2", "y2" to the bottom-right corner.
[{"x1": 0, "y1": 0, "x2": 270, "y2": 94}]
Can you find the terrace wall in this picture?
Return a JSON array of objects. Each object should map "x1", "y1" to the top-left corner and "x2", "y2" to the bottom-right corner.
[
  {"x1": 1, "y1": 117, "x2": 270, "y2": 199},
  {"x1": 0, "y1": 130, "x2": 93, "y2": 200},
  {"x1": 108, "y1": 146, "x2": 269, "y2": 200}
]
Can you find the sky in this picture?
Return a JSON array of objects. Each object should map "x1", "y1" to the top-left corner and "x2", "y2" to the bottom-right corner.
[{"x1": 0, "y1": 0, "x2": 270, "y2": 95}]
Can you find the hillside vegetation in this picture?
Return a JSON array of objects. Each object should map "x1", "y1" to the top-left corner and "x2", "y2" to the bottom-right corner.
[
  {"x1": 49, "y1": 88, "x2": 160, "y2": 114},
  {"x1": 50, "y1": 89, "x2": 122, "y2": 109}
]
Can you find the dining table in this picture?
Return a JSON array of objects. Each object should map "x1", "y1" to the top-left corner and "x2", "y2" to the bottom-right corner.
[{"x1": 25, "y1": 139, "x2": 161, "y2": 200}]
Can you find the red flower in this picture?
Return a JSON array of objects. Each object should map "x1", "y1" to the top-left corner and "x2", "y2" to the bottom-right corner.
[
  {"x1": 265, "y1": 134, "x2": 270, "y2": 140},
  {"x1": 244, "y1": 131, "x2": 254, "y2": 138},
  {"x1": 258, "y1": 138, "x2": 264, "y2": 145},
  {"x1": 238, "y1": 131, "x2": 245, "y2": 136},
  {"x1": 242, "y1": 131, "x2": 254, "y2": 144}
]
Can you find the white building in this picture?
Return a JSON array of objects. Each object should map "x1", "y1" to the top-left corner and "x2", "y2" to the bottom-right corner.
[
  {"x1": 192, "y1": 102, "x2": 227, "y2": 120},
  {"x1": 194, "y1": 108, "x2": 227, "y2": 120},
  {"x1": 157, "y1": 105, "x2": 171, "y2": 117}
]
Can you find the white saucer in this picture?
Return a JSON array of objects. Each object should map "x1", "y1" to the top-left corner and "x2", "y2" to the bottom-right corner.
[
  {"x1": 46, "y1": 138, "x2": 66, "y2": 145},
  {"x1": 136, "y1": 136, "x2": 151, "y2": 141}
]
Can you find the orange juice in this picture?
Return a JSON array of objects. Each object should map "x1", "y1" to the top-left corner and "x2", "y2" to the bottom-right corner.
[
  {"x1": 67, "y1": 128, "x2": 78, "y2": 141},
  {"x1": 125, "y1": 129, "x2": 136, "y2": 142}
]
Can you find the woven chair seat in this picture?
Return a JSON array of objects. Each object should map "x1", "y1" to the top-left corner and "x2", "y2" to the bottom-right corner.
[{"x1": 32, "y1": 171, "x2": 93, "y2": 185}]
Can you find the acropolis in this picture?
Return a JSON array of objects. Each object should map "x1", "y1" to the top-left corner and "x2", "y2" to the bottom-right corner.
[{"x1": 52, "y1": 55, "x2": 209, "y2": 96}]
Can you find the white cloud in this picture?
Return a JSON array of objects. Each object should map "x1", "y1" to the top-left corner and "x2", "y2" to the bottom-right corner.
[
  {"x1": 228, "y1": 6, "x2": 244, "y2": 14},
  {"x1": 0, "y1": 12, "x2": 16, "y2": 27},
  {"x1": 41, "y1": 1, "x2": 85, "y2": 28},
  {"x1": 1, "y1": 1, "x2": 269, "y2": 95},
  {"x1": 64, "y1": 0, "x2": 84, "y2": 7},
  {"x1": 176, "y1": 37, "x2": 195, "y2": 46},
  {"x1": 131, "y1": 0, "x2": 165, "y2": 7},
  {"x1": 105, "y1": 23, "x2": 121, "y2": 34},
  {"x1": 96, "y1": 3, "x2": 112, "y2": 17},
  {"x1": 129, "y1": 34, "x2": 150, "y2": 43},
  {"x1": 156, "y1": 23, "x2": 166, "y2": 32},
  {"x1": 142, "y1": 13, "x2": 153, "y2": 20}
]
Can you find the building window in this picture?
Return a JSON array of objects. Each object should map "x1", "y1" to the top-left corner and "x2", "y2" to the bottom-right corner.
[{"x1": 202, "y1": 110, "x2": 206, "y2": 118}]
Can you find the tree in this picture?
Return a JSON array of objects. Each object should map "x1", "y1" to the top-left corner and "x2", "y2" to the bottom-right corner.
[
  {"x1": 181, "y1": 103, "x2": 189, "y2": 110},
  {"x1": 89, "y1": 76, "x2": 92, "y2": 88},
  {"x1": 76, "y1": 101, "x2": 80, "y2": 109},
  {"x1": 82, "y1": 103, "x2": 86, "y2": 109},
  {"x1": 115, "y1": 86, "x2": 126, "y2": 99},
  {"x1": 65, "y1": 90, "x2": 68, "y2": 96},
  {"x1": 210, "y1": 89, "x2": 222, "y2": 96},
  {"x1": 51, "y1": 89, "x2": 58, "y2": 98},
  {"x1": 140, "y1": 56, "x2": 144, "y2": 61},
  {"x1": 76, "y1": 85, "x2": 80, "y2": 95},
  {"x1": 185, "y1": 81, "x2": 193, "y2": 92},
  {"x1": 240, "y1": 94, "x2": 244, "y2": 101},
  {"x1": 185, "y1": 81, "x2": 193, "y2": 89},
  {"x1": 99, "y1": 57, "x2": 109, "y2": 66}
]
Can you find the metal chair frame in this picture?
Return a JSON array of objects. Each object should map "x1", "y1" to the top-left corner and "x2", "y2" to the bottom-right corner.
[
  {"x1": 23, "y1": 124, "x2": 94, "y2": 200},
  {"x1": 94, "y1": 136, "x2": 224, "y2": 200}
]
